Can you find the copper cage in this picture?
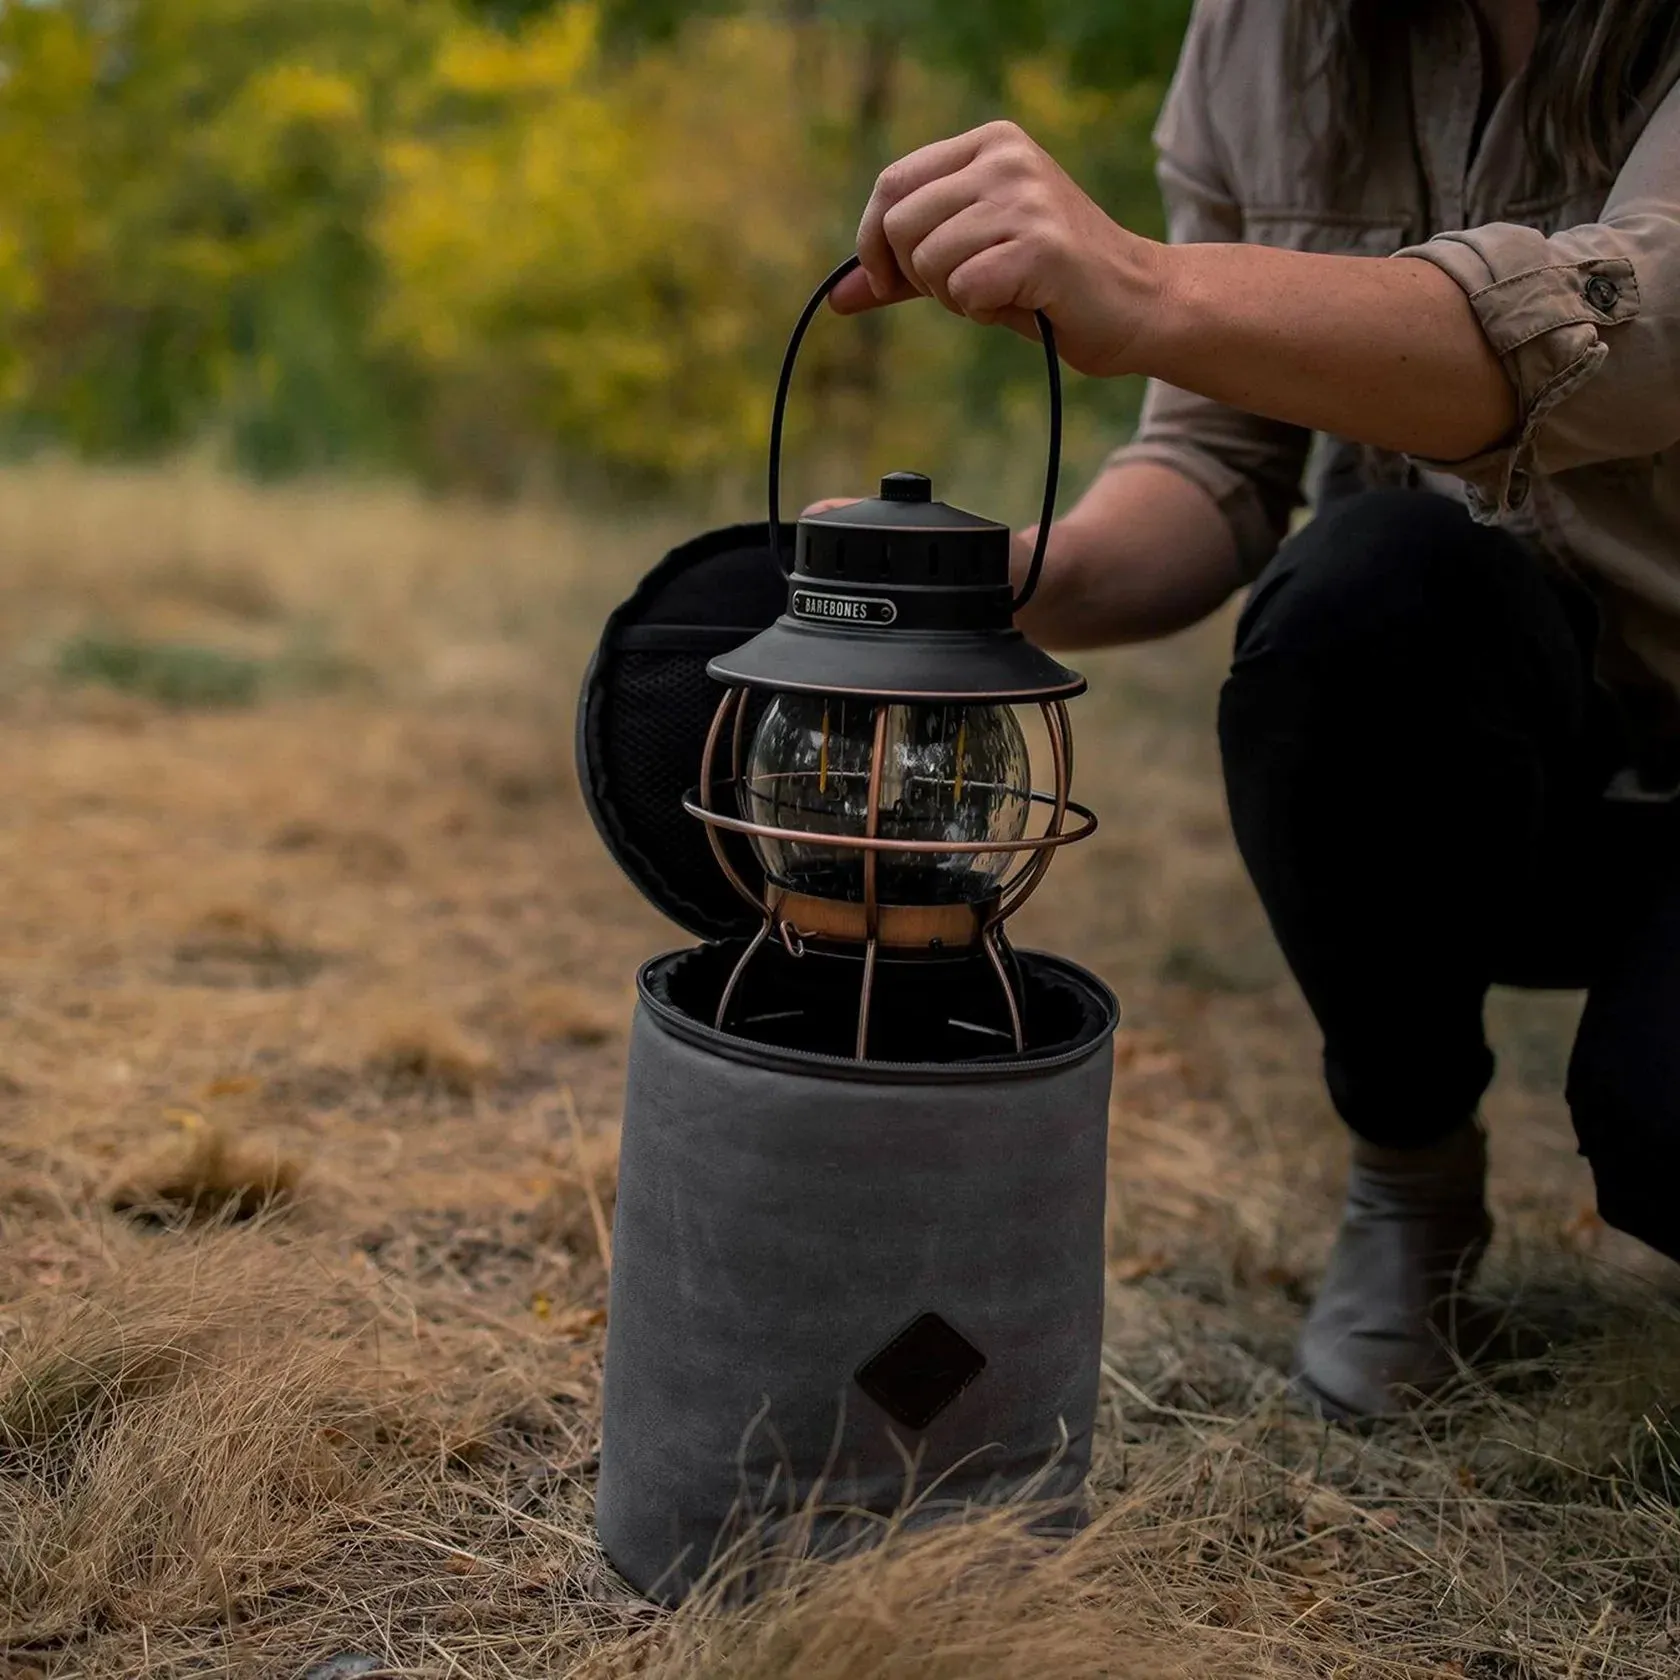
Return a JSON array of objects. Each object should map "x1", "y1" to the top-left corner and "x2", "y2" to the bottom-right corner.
[{"x1": 684, "y1": 687, "x2": 1098, "y2": 1060}]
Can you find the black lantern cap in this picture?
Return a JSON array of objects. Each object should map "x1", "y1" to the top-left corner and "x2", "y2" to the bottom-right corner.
[{"x1": 708, "y1": 472, "x2": 1086, "y2": 704}]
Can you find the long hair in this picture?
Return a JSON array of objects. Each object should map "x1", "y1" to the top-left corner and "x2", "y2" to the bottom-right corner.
[{"x1": 1293, "y1": 0, "x2": 1680, "y2": 197}]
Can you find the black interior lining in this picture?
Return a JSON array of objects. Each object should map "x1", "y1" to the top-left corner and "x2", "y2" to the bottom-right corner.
[
  {"x1": 644, "y1": 940, "x2": 1112, "y2": 1068},
  {"x1": 575, "y1": 523, "x2": 789, "y2": 943}
]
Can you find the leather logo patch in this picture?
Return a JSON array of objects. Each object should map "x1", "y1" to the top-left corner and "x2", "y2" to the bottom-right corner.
[{"x1": 855, "y1": 1311, "x2": 986, "y2": 1431}]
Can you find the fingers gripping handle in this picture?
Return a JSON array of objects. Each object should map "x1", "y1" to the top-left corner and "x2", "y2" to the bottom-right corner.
[{"x1": 768, "y1": 254, "x2": 1063, "y2": 614}]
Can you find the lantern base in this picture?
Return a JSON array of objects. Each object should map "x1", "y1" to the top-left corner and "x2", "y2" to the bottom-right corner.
[
  {"x1": 767, "y1": 884, "x2": 991, "y2": 952},
  {"x1": 596, "y1": 942, "x2": 1119, "y2": 1603}
]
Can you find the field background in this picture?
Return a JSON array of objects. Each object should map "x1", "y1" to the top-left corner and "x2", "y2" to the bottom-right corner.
[{"x1": 2, "y1": 3, "x2": 1680, "y2": 1677}]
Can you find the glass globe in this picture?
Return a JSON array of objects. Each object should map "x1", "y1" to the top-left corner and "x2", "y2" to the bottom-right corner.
[{"x1": 742, "y1": 694, "x2": 1031, "y2": 905}]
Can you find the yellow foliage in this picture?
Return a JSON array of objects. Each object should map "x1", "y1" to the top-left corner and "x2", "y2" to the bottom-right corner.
[
  {"x1": 0, "y1": 0, "x2": 1161, "y2": 486},
  {"x1": 0, "y1": 4, "x2": 100, "y2": 401},
  {"x1": 435, "y1": 4, "x2": 598, "y2": 95},
  {"x1": 377, "y1": 6, "x2": 827, "y2": 479}
]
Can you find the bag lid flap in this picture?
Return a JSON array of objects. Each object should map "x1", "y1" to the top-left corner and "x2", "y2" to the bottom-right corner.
[{"x1": 575, "y1": 523, "x2": 789, "y2": 941}]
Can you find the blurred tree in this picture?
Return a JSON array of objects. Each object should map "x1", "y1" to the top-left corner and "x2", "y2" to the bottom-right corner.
[
  {"x1": 759, "y1": 0, "x2": 1194, "y2": 95},
  {"x1": 0, "y1": 0, "x2": 1189, "y2": 495},
  {"x1": 575, "y1": 0, "x2": 1189, "y2": 477},
  {"x1": 0, "y1": 0, "x2": 447, "y2": 472},
  {"x1": 518, "y1": 0, "x2": 1193, "y2": 86},
  {"x1": 377, "y1": 9, "x2": 828, "y2": 489}
]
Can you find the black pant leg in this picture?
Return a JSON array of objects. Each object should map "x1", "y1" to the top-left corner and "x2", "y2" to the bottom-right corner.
[
  {"x1": 1218, "y1": 490, "x2": 1597, "y2": 1146},
  {"x1": 1566, "y1": 804, "x2": 1680, "y2": 1263}
]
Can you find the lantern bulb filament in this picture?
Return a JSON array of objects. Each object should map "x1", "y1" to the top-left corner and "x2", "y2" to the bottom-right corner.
[{"x1": 743, "y1": 695, "x2": 1030, "y2": 907}]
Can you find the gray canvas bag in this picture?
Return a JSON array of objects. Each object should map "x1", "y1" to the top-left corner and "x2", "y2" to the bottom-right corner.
[{"x1": 577, "y1": 524, "x2": 1118, "y2": 1602}]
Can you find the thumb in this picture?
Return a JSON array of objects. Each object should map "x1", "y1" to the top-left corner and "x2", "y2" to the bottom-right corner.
[
  {"x1": 802, "y1": 497, "x2": 863, "y2": 516},
  {"x1": 829, "y1": 265, "x2": 919, "y2": 315}
]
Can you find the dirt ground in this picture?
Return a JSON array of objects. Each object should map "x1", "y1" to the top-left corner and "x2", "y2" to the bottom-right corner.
[{"x1": 1, "y1": 462, "x2": 1676, "y2": 1678}]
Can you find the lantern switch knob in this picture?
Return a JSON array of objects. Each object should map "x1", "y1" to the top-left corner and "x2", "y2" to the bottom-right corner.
[{"x1": 879, "y1": 471, "x2": 932, "y2": 503}]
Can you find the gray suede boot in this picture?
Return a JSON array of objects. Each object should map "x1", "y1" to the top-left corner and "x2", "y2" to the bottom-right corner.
[{"x1": 1295, "y1": 1120, "x2": 1493, "y2": 1421}]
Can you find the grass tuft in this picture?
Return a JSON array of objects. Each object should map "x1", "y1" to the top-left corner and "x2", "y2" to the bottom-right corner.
[
  {"x1": 0, "y1": 1239, "x2": 387, "y2": 1650},
  {"x1": 367, "y1": 1014, "x2": 500, "y2": 1096},
  {"x1": 520, "y1": 981, "x2": 622, "y2": 1048},
  {"x1": 106, "y1": 1124, "x2": 302, "y2": 1226},
  {"x1": 56, "y1": 634, "x2": 265, "y2": 708},
  {"x1": 172, "y1": 905, "x2": 328, "y2": 988}
]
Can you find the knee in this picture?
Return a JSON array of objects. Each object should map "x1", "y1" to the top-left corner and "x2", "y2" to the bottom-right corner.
[{"x1": 1232, "y1": 489, "x2": 1527, "y2": 669}]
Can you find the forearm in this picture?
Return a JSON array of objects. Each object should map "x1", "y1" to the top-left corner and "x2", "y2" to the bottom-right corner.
[
  {"x1": 1013, "y1": 461, "x2": 1243, "y2": 652},
  {"x1": 844, "y1": 122, "x2": 1519, "y2": 462},
  {"x1": 1133, "y1": 245, "x2": 1517, "y2": 464}
]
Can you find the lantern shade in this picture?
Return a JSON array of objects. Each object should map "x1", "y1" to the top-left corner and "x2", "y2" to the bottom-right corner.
[
  {"x1": 709, "y1": 476, "x2": 1084, "y2": 703},
  {"x1": 707, "y1": 620, "x2": 1085, "y2": 704}
]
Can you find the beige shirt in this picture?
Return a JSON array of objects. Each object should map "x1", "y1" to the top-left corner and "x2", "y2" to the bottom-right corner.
[{"x1": 1113, "y1": 0, "x2": 1680, "y2": 731}]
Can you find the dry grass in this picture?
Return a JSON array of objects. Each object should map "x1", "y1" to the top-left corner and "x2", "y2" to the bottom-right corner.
[
  {"x1": 1, "y1": 1237, "x2": 387, "y2": 1651},
  {"x1": 0, "y1": 459, "x2": 1677, "y2": 1676},
  {"x1": 366, "y1": 1014, "x2": 501, "y2": 1099},
  {"x1": 105, "y1": 1120, "x2": 304, "y2": 1224}
]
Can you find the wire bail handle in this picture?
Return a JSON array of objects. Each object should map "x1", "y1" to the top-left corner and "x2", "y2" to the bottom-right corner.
[{"x1": 767, "y1": 253, "x2": 1063, "y2": 613}]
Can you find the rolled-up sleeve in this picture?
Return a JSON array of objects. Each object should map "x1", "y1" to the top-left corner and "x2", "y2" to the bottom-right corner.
[
  {"x1": 1106, "y1": 3, "x2": 1312, "y2": 580},
  {"x1": 1398, "y1": 75, "x2": 1680, "y2": 517}
]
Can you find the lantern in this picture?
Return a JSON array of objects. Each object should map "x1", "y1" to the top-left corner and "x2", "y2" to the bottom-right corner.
[{"x1": 578, "y1": 257, "x2": 1118, "y2": 1603}]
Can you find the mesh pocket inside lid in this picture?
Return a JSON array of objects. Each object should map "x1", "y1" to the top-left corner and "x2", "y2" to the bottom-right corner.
[{"x1": 576, "y1": 523, "x2": 790, "y2": 942}]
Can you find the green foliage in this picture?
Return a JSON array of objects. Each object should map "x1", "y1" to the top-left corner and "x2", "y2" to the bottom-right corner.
[
  {"x1": 57, "y1": 636, "x2": 265, "y2": 707},
  {"x1": 568, "y1": 0, "x2": 1194, "y2": 80},
  {"x1": 0, "y1": 1, "x2": 1189, "y2": 494},
  {"x1": 0, "y1": 0, "x2": 445, "y2": 473},
  {"x1": 55, "y1": 623, "x2": 365, "y2": 707},
  {"x1": 819, "y1": 0, "x2": 1195, "y2": 91}
]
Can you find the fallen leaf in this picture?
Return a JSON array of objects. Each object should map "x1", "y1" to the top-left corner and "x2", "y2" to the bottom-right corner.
[
  {"x1": 202, "y1": 1075, "x2": 259, "y2": 1098},
  {"x1": 1113, "y1": 1251, "x2": 1168, "y2": 1284},
  {"x1": 552, "y1": 1305, "x2": 607, "y2": 1337}
]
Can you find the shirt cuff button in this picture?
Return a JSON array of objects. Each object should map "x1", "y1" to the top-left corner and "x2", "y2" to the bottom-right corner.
[{"x1": 1584, "y1": 275, "x2": 1620, "y2": 314}]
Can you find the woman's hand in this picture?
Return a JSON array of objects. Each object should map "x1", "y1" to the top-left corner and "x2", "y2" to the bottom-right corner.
[
  {"x1": 832, "y1": 122, "x2": 1517, "y2": 463},
  {"x1": 831, "y1": 121, "x2": 1166, "y2": 378}
]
